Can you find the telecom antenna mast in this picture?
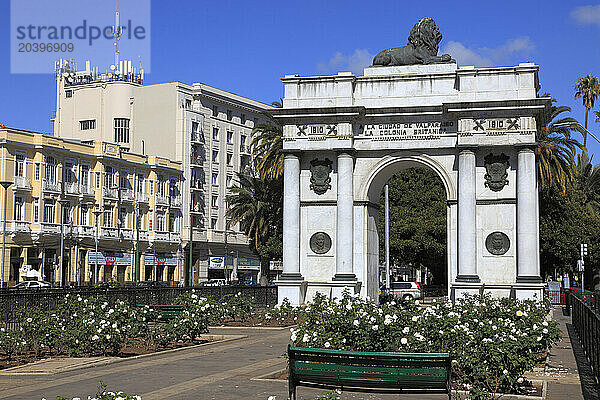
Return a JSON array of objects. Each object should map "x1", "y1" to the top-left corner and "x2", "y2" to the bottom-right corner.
[{"x1": 112, "y1": 0, "x2": 123, "y2": 72}]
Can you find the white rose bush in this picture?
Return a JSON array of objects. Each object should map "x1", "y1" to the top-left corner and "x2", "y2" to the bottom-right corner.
[{"x1": 289, "y1": 292, "x2": 560, "y2": 399}]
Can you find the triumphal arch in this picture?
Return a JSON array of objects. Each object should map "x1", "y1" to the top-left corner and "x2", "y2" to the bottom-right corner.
[{"x1": 273, "y1": 18, "x2": 549, "y2": 305}]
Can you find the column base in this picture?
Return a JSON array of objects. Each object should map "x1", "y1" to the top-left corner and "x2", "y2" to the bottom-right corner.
[
  {"x1": 516, "y1": 275, "x2": 542, "y2": 283},
  {"x1": 330, "y1": 279, "x2": 362, "y2": 299},
  {"x1": 278, "y1": 272, "x2": 304, "y2": 281},
  {"x1": 332, "y1": 273, "x2": 357, "y2": 281},
  {"x1": 275, "y1": 278, "x2": 307, "y2": 306},
  {"x1": 456, "y1": 274, "x2": 480, "y2": 283}
]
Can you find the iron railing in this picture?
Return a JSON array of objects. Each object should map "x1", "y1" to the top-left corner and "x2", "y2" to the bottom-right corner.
[
  {"x1": 569, "y1": 289, "x2": 600, "y2": 385},
  {"x1": 0, "y1": 286, "x2": 278, "y2": 323}
]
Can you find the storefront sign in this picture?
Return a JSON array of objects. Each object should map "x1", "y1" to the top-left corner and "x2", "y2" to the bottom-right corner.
[
  {"x1": 88, "y1": 252, "x2": 131, "y2": 265},
  {"x1": 209, "y1": 256, "x2": 225, "y2": 269},
  {"x1": 238, "y1": 257, "x2": 260, "y2": 270},
  {"x1": 144, "y1": 253, "x2": 177, "y2": 266}
]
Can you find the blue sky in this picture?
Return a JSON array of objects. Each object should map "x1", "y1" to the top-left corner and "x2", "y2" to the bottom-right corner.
[{"x1": 1, "y1": 0, "x2": 600, "y2": 156}]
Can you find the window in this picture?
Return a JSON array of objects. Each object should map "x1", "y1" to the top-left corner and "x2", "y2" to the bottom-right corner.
[
  {"x1": 104, "y1": 166, "x2": 114, "y2": 188},
  {"x1": 14, "y1": 153, "x2": 25, "y2": 178},
  {"x1": 80, "y1": 204, "x2": 89, "y2": 226},
  {"x1": 212, "y1": 150, "x2": 219, "y2": 163},
  {"x1": 136, "y1": 174, "x2": 144, "y2": 194},
  {"x1": 212, "y1": 127, "x2": 219, "y2": 140},
  {"x1": 211, "y1": 195, "x2": 218, "y2": 208},
  {"x1": 227, "y1": 110, "x2": 232, "y2": 121},
  {"x1": 157, "y1": 175, "x2": 166, "y2": 196},
  {"x1": 34, "y1": 163, "x2": 40, "y2": 181},
  {"x1": 95, "y1": 172, "x2": 101, "y2": 188},
  {"x1": 80, "y1": 165, "x2": 90, "y2": 187},
  {"x1": 185, "y1": 99, "x2": 192, "y2": 109},
  {"x1": 241, "y1": 114, "x2": 246, "y2": 124},
  {"x1": 65, "y1": 90, "x2": 73, "y2": 98},
  {"x1": 156, "y1": 211, "x2": 166, "y2": 232},
  {"x1": 13, "y1": 196, "x2": 24, "y2": 221},
  {"x1": 43, "y1": 199, "x2": 56, "y2": 224},
  {"x1": 226, "y1": 153, "x2": 233, "y2": 165},
  {"x1": 114, "y1": 118, "x2": 130, "y2": 143},
  {"x1": 227, "y1": 131, "x2": 233, "y2": 143},
  {"x1": 119, "y1": 207, "x2": 128, "y2": 228},
  {"x1": 212, "y1": 105, "x2": 218, "y2": 117},
  {"x1": 212, "y1": 172, "x2": 218, "y2": 185},
  {"x1": 210, "y1": 217, "x2": 217, "y2": 229},
  {"x1": 241, "y1": 135, "x2": 247, "y2": 146},
  {"x1": 33, "y1": 199, "x2": 39, "y2": 223},
  {"x1": 64, "y1": 161, "x2": 75, "y2": 183},
  {"x1": 169, "y1": 214, "x2": 176, "y2": 232},
  {"x1": 226, "y1": 174, "x2": 232, "y2": 187},
  {"x1": 170, "y1": 178, "x2": 179, "y2": 198},
  {"x1": 45, "y1": 156, "x2": 57, "y2": 183},
  {"x1": 103, "y1": 206, "x2": 113, "y2": 227},
  {"x1": 119, "y1": 170, "x2": 129, "y2": 189},
  {"x1": 79, "y1": 120, "x2": 96, "y2": 130},
  {"x1": 62, "y1": 201, "x2": 72, "y2": 225}
]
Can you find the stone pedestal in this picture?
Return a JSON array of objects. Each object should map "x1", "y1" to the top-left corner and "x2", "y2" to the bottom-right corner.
[{"x1": 277, "y1": 278, "x2": 307, "y2": 306}]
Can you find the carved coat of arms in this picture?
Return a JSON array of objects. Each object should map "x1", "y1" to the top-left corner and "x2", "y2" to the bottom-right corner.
[
  {"x1": 484, "y1": 153, "x2": 509, "y2": 192},
  {"x1": 310, "y1": 158, "x2": 332, "y2": 195}
]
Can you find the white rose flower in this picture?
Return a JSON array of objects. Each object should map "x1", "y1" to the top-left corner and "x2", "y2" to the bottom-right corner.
[
  {"x1": 401, "y1": 337, "x2": 408, "y2": 345},
  {"x1": 372, "y1": 325, "x2": 379, "y2": 331},
  {"x1": 324, "y1": 342, "x2": 330, "y2": 348},
  {"x1": 402, "y1": 327, "x2": 410, "y2": 334},
  {"x1": 353, "y1": 320, "x2": 359, "y2": 326}
]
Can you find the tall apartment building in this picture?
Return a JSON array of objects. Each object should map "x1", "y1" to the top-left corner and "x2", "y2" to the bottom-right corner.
[
  {"x1": 53, "y1": 61, "x2": 276, "y2": 283},
  {"x1": 0, "y1": 127, "x2": 183, "y2": 286}
]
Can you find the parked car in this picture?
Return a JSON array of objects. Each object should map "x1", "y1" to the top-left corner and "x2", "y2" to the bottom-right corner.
[
  {"x1": 95, "y1": 281, "x2": 122, "y2": 289},
  {"x1": 11, "y1": 280, "x2": 52, "y2": 289},
  {"x1": 387, "y1": 281, "x2": 422, "y2": 301},
  {"x1": 139, "y1": 280, "x2": 170, "y2": 288}
]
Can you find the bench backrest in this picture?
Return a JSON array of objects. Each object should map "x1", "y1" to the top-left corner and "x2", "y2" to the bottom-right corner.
[{"x1": 288, "y1": 346, "x2": 450, "y2": 390}]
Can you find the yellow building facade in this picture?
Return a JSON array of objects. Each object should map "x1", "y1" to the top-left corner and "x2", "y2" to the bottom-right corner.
[{"x1": 0, "y1": 127, "x2": 184, "y2": 286}]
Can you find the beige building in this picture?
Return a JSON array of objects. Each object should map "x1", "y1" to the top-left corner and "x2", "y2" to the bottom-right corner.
[
  {"x1": 0, "y1": 127, "x2": 183, "y2": 286},
  {"x1": 53, "y1": 60, "x2": 277, "y2": 283}
]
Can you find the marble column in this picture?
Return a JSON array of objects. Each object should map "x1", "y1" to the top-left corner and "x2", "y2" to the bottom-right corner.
[
  {"x1": 334, "y1": 151, "x2": 355, "y2": 280},
  {"x1": 457, "y1": 148, "x2": 479, "y2": 282},
  {"x1": 281, "y1": 152, "x2": 302, "y2": 279},
  {"x1": 517, "y1": 147, "x2": 541, "y2": 282}
]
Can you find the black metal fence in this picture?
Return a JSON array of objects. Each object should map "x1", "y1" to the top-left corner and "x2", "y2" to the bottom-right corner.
[
  {"x1": 0, "y1": 286, "x2": 278, "y2": 323},
  {"x1": 569, "y1": 289, "x2": 600, "y2": 385}
]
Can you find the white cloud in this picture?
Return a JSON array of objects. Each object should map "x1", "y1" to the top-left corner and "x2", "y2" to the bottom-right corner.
[
  {"x1": 442, "y1": 37, "x2": 535, "y2": 67},
  {"x1": 317, "y1": 49, "x2": 374, "y2": 75},
  {"x1": 571, "y1": 5, "x2": 600, "y2": 26}
]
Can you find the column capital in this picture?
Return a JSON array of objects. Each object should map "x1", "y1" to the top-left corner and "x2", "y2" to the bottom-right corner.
[
  {"x1": 280, "y1": 149, "x2": 303, "y2": 157},
  {"x1": 457, "y1": 145, "x2": 478, "y2": 153},
  {"x1": 514, "y1": 143, "x2": 537, "y2": 153},
  {"x1": 333, "y1": 148, "x2": 356, "y2": 157}
]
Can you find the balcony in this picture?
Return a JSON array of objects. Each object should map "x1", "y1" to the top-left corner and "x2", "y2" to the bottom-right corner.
[
  {"x1": 152, "y1": 231, "x2": 169, "y2": 242},
  {"x1": 120, "y1": 228, "x2": 133, "y2": 240},
  {"x1": 77, "y1": 225, "x2": 94, "y2": 237},
  {"x1": 100, "y1": 226, "x2": 119, "y2": 239},
  {"x1": 102, "y1": 187, "x2": 118, "y2": 199},
  {"x1": 191, "y1": 133, "x2": 204, "y2": 143},
  {"x1": 155, "y1": 194, "x2": 169, "y2": 206},
  {"x1": 190, "y1": 156, "x2": 203, "y2": 166},
  {"x1": 13, "y1": 176, "x2": 31, "y2": 191},
  {"x1": 64, "y1": 182, "x2": 79, "y2": 195},
  {"x1": 239, "y1": 145, "x2": 250, "y2": 154},
  {"x1": 42, "y1": 180, "x2": 61, "y2": 193},
  {"x1": 190, "y1": 203, "x2": 203, "y2": 214},
  {"x1": 136, "y1": 192, "x2": 149, "y2": 203},
  {"x1": 138, "y1": 230, "x2": 148, "y2": 241},
  {"x1": 170, "y1": 197, "x2": 182, "y2": 208},
  {"x1": 11, "y1": 221, "x2": 30, "y2": 233},
  {"x1": 169, "y1": 232, "x2": 181, "y2": 242},
  {"x1": 121, "y1": 189, "x2": 135, "y2": 202},
  {"x1": 80, "y1": 185, "x2": 95, "y2": 197},
  {"x1": 40, "y1": 222, "x2": 61, "y2": 234}
]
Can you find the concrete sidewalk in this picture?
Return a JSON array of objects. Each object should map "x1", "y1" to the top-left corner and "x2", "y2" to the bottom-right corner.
[{"x1": 0, "y1": 309, "x2": 596, "y2": 400}]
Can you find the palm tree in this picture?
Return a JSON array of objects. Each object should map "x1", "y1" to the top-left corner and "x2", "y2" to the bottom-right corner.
[
  {"x1": 226, "y1": 172, "x2": 283, "y2": 285},
  {"x1": 574, "y1": 151, "x2": 600, "y2": 213},
  {"x1": 574, "y1": 75, "x2": 600, "y2": 147},
  {"x1": 250, "y1": 101, "x2": 284, "y2": 180},
  {"x1": 537, "y1": 94, "x2": 583, "y2": 192}
]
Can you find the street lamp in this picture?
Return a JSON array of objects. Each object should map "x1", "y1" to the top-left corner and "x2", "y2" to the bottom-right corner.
[
  {"x1": 0, "y1": 180, "x2": 12, "y2": 288},
  {"x1": 92, "y1": 207, "x2": 103, "y2": 285},
  {"x1": 58, "y1": 198, "x2": 71, "y2": 287}
]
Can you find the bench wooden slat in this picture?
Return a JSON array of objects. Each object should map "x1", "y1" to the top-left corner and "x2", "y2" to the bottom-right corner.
[{"x1": 288, "y1": 345, "x2": 451, "y2": 400}]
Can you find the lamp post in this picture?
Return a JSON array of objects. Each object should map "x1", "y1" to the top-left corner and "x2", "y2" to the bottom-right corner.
[
  {"x1": 58, "y1": 198, "x2": 71, "y2": 287},
  {"x1": 579, "y1": 243, "x2": 588, "y2": 291},
  {"x1": 92, "y1": 208, "x2": 103, "y2": 285},
  {"x1": 0, "y1": 181, "x2": 12, "y2": 288}
]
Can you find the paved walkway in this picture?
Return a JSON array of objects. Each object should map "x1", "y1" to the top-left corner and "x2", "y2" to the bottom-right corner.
[{"x1": 0, "y1": 309, "x2": 596, "y2": 400}]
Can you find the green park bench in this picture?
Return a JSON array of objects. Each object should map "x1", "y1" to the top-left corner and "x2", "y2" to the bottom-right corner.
[
  {"x1": 136, "y1": 304, "x2": 184, "y2": 320},
  {"x1": 287, "y1": 345, "x2": 451, "y2": 400}
]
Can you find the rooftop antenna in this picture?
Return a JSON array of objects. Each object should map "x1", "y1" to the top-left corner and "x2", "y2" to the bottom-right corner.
[{"x1": 111, "y1": 0, "x2": 123, "y2": 71}]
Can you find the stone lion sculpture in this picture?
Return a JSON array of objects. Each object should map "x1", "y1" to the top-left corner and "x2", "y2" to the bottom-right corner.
[{"x1": 372, "y1": 18, "x2": 454, "y2": 66}]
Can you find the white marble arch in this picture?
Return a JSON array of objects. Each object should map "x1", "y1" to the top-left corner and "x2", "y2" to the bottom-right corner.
[
  {"x1": 356, "y1": 153, "x2": 456, "y2": 300},
  {"x1": 274, "y1": 63, "x2": 550, "y2": 305}
]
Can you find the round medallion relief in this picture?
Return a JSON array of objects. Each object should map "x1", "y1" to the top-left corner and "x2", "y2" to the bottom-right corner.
[
  {"x1": 485, "y1": 231, "x2": 510, "y2": 255},
  {"x1": 310, "y1": 232, "x2": 332, "y2": 254}
]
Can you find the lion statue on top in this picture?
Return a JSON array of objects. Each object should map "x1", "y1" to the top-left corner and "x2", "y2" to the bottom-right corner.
[{"x1": 372, "y1": 18, "x2": 454, "y2": 66}]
